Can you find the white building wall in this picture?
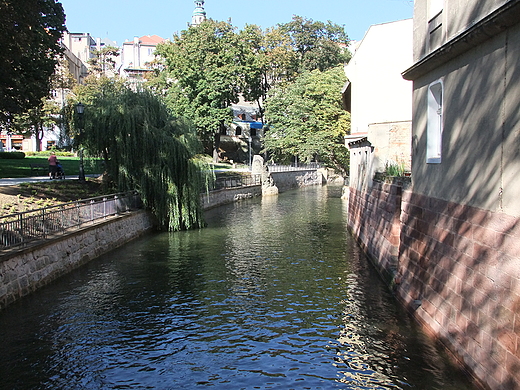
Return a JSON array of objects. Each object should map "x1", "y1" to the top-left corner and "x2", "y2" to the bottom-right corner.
[{"x1": 345, "y1": 19, "x2": 413, "y2": 135}]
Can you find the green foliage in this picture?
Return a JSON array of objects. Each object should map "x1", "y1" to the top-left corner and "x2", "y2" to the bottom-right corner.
[
  {"x1": 88, "y1": 46, "x2": 120, "y2": 76},
  {"x1": 0, "y1": 152, "x2": 26, "y2": 159},
  {"x1": 24, "y1": 151, "x2": 74, "y2": 157},
  {"x1": 71, "y1": 80, "x2": 212, "y2": 231},
  {"x1": 384, "y1": 161, "x2": 406, "y2": 177},
  {"x1": 279, "y1": 16, "x2": 350, "y2": 72},
  {"x1": 150, "y1": 16, "x2": 351, "y2": 167},
  {"x1": 237, "y1": 24, "x2": 298, "y2": 115},
  {"x1": 264, "y1": 66, "x2": 350, "y2": 173},
  {"x1": 9, "y1": 98, "x2": 61, "y2": 151},
  {"x1": 153, "y1": 20, "x2": 244, "y2": 156},
  {"x1": 0, "y1": 0, "x2": 66, "y2": 123}
]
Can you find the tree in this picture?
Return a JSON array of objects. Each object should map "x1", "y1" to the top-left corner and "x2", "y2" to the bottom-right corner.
[
  {"x1": 10, "y1": 98, "x2": 61, "y2": 151},
  {"x1": 88, "y1": 46, "x2": 120, "y2": 77},
  {"x1": 263, "y1": 66, "x2": 350, "y2": 173},
  {"x1": 0, "y1": 0, "x2": 66, "y2": 124},
  {"x1": 279, "y1": 16, "x2": 350, "y2": 72},
  {"x1": 153, "y1": 20, "x2": 245, "y2": 162},
  {"x1": 238, "y1": 24, "x2": 298, "y2": 122},
  {"x1": 71, "y1": 77, "x2": 211, "y2": 231}
]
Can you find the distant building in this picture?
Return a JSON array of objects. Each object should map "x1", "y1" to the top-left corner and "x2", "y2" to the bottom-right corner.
[
  {"x1": 191, "y1": 0, "x2": 207, "y2": 27},
  {"x1": 120, "y1": 35, "x2": 165, "y2": 82},
  {"x1": 343, "y1": 19, "x2": 413, "y2": 191},
  {"x1": 218, "y1": 100, "x2": 264, "y2": 164}
]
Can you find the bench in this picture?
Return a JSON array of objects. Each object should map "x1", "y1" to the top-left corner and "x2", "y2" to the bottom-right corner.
[{"x1": 29, "y1": 163, "x2": 48, "y2": 175}]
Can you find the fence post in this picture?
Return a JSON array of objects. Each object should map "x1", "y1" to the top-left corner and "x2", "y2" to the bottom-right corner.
[
  {"x1": 115, "y1": 195, "x2": 119, "y2": 215},
  {"x1": 42, "y1": 208, "x2": 46, "y2": 239},
  {"x1": 18, "y1": 212, "x2": 24, "y2": 246}
]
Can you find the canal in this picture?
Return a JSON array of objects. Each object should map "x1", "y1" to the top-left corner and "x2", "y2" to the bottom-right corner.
[{"x1": 0, "y1": 186, "x2": 476, "y2": 389}]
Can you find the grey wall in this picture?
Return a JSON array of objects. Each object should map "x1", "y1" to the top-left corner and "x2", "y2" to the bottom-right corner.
[{"x1": 411, "y1": 23, "x2": 520, "y2": 216}]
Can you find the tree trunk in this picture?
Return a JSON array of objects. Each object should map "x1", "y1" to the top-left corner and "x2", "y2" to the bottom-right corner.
[
  {"x1": 214, "y1": 121, "x2": 226, "y2": 164},
  {"x1": 35, "y1": 122, "x2": 43, "y2": 152}
]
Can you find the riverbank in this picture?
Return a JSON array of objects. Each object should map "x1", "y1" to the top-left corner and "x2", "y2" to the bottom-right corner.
[{"x1": 0, "y1": 178, "x2": 113, "y2": 216}]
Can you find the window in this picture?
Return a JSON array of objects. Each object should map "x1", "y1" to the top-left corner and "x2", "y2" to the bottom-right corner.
[
  {"x1": 235, "y1": 126, "x2": 242, "y2": 136},
  {"x1": 250, "y1": 128, "x2": 257, "y2": 137},
  {"x1": 428, "y1": 0, "x2": 444, "y2": 51},
  {"x1": 427, "y1": 80, "x2": 443, "y2": 164}
]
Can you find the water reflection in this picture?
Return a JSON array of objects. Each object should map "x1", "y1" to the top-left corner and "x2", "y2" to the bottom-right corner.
[{"x1": 0, "y1": 186, "x2": 475, "y2": 389}]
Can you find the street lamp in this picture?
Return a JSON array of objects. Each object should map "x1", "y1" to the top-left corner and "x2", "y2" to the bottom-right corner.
[
  {"x1": 75, "y1": 102, "x2": 86, "y2": 182},
  {"x1": 248, "y1": 135, "x2": 252, "y2": 170}
]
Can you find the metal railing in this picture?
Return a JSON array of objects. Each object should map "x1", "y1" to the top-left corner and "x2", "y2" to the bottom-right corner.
[
  {"x1": 267, "y1": 162, "x2": 321, "y2": 172},
  {"x1": 0, "y1": 192, "x2": 142, "y2": 250},
  {"x1": 211, "y1": 174, "x2": 261, "y2": 191}
]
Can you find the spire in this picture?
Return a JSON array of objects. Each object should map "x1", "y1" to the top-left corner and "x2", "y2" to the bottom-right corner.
[{"x1": 191, "y1": 0, "x2": 206, "y2": 27}]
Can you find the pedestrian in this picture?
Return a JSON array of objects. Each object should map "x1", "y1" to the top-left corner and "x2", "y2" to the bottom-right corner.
[{"x1": 48, "y1": 152, "x2": 58, "y2": 179}]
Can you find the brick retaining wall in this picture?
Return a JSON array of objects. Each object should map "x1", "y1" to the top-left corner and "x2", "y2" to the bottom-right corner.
[
  {"x1": 347, "y1": 182, "x2": 402, "y2": 283},
  {"x1": 349, "y1": 182, "x2": 520, "y2": 389},
  {"x1": 398, "y1": 191, "x2": 520, "y2": 390}
]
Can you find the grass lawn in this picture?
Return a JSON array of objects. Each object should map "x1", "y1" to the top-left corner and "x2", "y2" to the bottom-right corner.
[{"x1": 0, "y1": 156, "x2": 103, "y2": 178}]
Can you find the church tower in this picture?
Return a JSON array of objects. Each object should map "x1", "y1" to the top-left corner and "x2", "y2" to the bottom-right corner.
[{"x1": 191, "y1": 0, "x2": 207, "y2": 27}]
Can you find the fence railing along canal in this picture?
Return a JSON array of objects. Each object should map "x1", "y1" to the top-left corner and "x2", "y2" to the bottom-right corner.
[
  {"x1": 0, "y1": 192, "x2": 142, "y2": 250},
  {"x1": 212, "y1": 163, "x2": 321, "y2": 191}
]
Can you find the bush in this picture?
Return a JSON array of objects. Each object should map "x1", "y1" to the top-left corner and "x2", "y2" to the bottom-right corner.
[
  {"x1": 0, "y1": 151, "x2": 25, "y2": 159},
  {"x1": 24, "y1": 150, "x2": 74, "y2": 157}
]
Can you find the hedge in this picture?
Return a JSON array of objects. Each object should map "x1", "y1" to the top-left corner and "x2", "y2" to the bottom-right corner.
[{"x1": 0, "y1": 152, "x2": 25, "y2": 159}]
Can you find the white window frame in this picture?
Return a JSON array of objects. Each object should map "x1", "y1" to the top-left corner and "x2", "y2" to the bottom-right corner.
[{"x1": 427, "y1": 79, "x2": 443, "y2": 164}]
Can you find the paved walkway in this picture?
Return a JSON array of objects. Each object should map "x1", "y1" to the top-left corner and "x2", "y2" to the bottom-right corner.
[{"x1": 0, "y1": 175, "x2": 99, "y2": 186}]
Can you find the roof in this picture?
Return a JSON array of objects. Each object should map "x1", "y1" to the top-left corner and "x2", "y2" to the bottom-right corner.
[
  {"x1": 123, "y1": 35, "x2": 165, "y2": 45},
  {"x1": 345, "y1": 134, "x2": 369, "y2": 147}
]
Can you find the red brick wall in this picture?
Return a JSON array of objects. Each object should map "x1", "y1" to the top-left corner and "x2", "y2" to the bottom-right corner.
[
  {"x1": 348, "y1": 181, "x2": 402, "y2": 282},
  {"x1": 398, "y1": 190, "x2": 520, "y2": 390}
]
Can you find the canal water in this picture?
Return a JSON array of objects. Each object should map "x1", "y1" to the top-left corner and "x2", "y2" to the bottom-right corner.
[{"x1": 0, "y1": 186, "x2": 476, "y2": 389}]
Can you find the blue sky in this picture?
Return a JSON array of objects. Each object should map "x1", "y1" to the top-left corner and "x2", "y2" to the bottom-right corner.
[{"x1": 59, "y1": 0, "x2": 413, "y2": 46}]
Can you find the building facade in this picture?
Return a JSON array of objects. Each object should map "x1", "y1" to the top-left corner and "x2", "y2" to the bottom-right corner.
[
  {"x1": 399, "y1": 1, "x2": 520, "y2": 388},
  {"x1": 343, "y1": 20, "x2": 413, "y2": 277},
  {"x1": 344, "y1": 19, "x2": 413, "y2": 192},
  {"x1": 120, "y1": 35, "x2": 165, "y2": 82}
]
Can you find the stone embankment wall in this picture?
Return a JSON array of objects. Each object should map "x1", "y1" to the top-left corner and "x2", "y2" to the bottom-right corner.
[
  {"x1": 398, "y1": 191, "x2": 520, "y2": 390},
  {"x1": 269, "y1": 170, "x2": 323, "y2": 193},
  {"x1": 347, "y1": 181, "x2": 402, "y2": 284},
  {"x1": 201, "y1": 185, "x2": 262, "y2": 210},
  {"x1": 202, "y1": 169, "x2": 323, "y2": 209},
  {"x1": 348, "y1": 182, "x2": 520, "y2": 390},
  {"x1": 0, "y1": 211, "x2": 154, "y2": 309}
]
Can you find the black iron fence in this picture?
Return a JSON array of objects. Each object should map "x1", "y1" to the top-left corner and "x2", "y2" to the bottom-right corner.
[
  {"x1": 210, "y1": 164, "x2": 322, "y2": 191},
  {"x1": 0, "y1": 192, "x2": 142, "y2": 250},
  {"x1": 266, "y1": 163, "x2": 321, "y2": 172},
  {"x1": 211, "y1": 174, "x2": 261, "y2": 191}
]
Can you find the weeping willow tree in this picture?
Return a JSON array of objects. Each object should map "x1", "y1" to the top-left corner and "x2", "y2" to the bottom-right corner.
[{"x1": 71, "y1": 77, "x2": 211, "y2": 231}]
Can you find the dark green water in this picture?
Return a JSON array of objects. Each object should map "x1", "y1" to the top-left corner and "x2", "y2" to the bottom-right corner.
[{"x1": 0, "y1": 186, "x2": 476, "y2": 389}]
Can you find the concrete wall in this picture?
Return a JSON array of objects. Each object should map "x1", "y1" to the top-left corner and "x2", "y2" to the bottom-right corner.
[
  {"x1": 412, "y1": 0, "x2": 511, "y2": 61},
  {"x1": 269, "y1": 170, "x2": 323, "y2": 193},
  {"x1": 411, "y1": 23, "x2": 520, "y2": 217},
  {"x1": 345, "y1": 19, "x2": 413, "y2": 134},
  {"x1": 201, "y1": 185, "x2": 262, "y2": 210},
  {"x1": 0, "y1": 211, "x2": 154, "y2": 309}
]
